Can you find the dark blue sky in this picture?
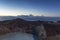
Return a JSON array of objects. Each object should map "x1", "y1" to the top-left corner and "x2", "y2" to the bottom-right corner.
[{"x1": 0, "y1": 0, "x2": 60, "y2": 17}]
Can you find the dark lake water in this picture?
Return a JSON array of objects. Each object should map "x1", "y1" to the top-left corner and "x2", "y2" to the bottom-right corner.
[{"x1": 0, "y1": 32, "x2": 34, "y2": 40}]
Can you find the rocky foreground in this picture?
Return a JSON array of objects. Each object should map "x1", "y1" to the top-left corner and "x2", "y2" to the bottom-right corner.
[
  {"x1": 0, "y1": 18, "x2": 60, "y2": 40},
  {"x1": 0, "y1": 18, "x2": 41, "y2": 35}
]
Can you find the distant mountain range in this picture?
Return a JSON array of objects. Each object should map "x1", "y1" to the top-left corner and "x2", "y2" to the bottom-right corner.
[{"x1": 0, "y1": 16, "x2": 60, "y2": 21}]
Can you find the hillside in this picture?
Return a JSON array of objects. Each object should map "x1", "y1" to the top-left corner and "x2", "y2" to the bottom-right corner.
[{"x1": 0, "y1": 18, "x2": 41, "y2": 35}]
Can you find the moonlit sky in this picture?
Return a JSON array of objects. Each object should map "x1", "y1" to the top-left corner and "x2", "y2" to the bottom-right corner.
[{"x1": 0, "y1": 0, "x2": 60, "y2": 17}]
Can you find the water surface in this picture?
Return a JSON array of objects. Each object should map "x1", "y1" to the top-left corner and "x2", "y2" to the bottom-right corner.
[{"x1": 0, "y1": 32, "x2": 34, "y2": 40}]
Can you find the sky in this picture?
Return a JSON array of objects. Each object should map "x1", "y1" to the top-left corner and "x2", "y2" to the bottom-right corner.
[{"x1": 0, "y1": 0, "x2": 60, "y2": 17}]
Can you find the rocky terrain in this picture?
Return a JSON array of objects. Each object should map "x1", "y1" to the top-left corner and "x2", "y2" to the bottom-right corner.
[
  {"x1": 1, "y1": 18, "x2": 60, "y2": 40},
  {"x1": 43, "y1": 23, "x2": 60, "y2": 37},
  {"x1": 0, "y1": 18, "x2": 41, "y2": 35}
]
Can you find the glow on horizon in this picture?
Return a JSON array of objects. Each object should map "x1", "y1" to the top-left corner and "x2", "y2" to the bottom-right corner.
[
  {"x1": 0, "y1": 6, "x2": 42, "y2": 16},
  {"x1": 0, "y1": 5, "x2": 57, "y2": 17},
  {"x1": 0, "y1": 7, "x2": 56, "y2": 17},
  {"x1": 0, "y1": 8, "x2": 53, "y2": 16},
  {"x1": 0, "y1": 1, "x2": 46, "y2": 16}
]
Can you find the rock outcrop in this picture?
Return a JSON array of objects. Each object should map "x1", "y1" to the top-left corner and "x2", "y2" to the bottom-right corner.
[{"x1": 0, "y1": 18, "x2": 41, "y2": 35}]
